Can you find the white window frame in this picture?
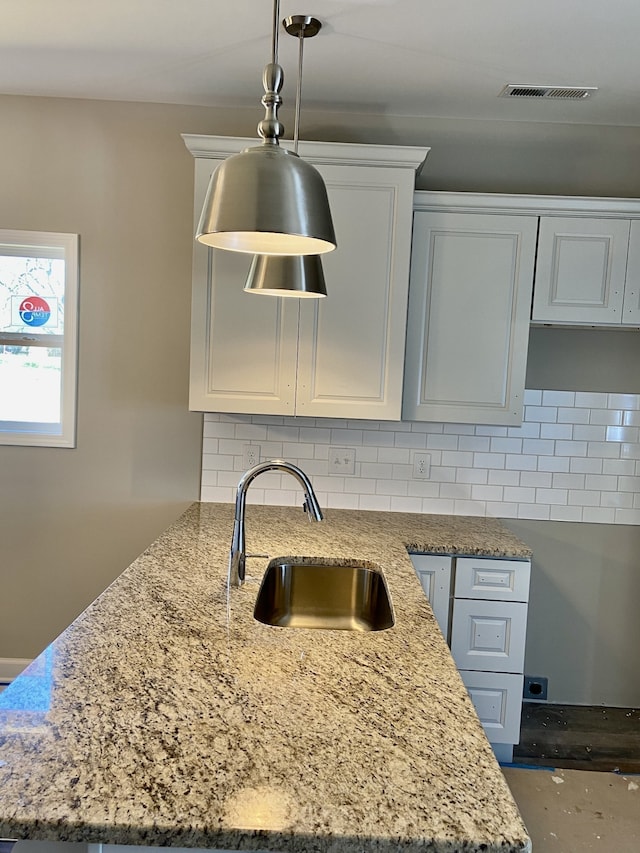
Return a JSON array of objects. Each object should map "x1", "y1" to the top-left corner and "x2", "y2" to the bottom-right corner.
[{"x1": 0, "y1": 230, "x2": 79, "y2": 448}]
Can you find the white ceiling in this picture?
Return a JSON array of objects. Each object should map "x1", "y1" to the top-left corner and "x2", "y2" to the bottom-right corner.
[{"x1": 2, "y1": 0, "x2": 640, "y2": 127}]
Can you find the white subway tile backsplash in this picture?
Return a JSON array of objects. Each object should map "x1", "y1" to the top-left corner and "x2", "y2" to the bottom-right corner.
[
  {"x1": 608, "y1": 393, "x2": 640, "y2": 410},
  {"x1": 504, "y1": 486, "x2": 536, "y2": 503},
  {"x1": 522, "y1": 438, "x2": 555, "y2": 456},
  {"x1": 585, "y1": 474, "x2": 618, "y2": 491},
  {"x1": 378, "y1": 447, "x2": 410, "y2": 465},
  {"x1": 554, "y1": 440, "x2": 588, "y2": 457},
  {"x1": 523, "y1": 389, "x2": 543, "y2": 405},
  {"x1": 618, "y1": 476, "x2": 640, "y2": 492},
  {"x1": 520, "y1": 471, "x2": 553, "y2": 488},
  {"x1": 474, "y1": 452, "x2": 506, "y2": 470},
  {"x1": 426, "y1": 434, "x2": 459, "y2": 450},
  {"x1": 507, "y1": 422, "x2": 541, "y2": 438},
  {"x1": 602, "y1": 458, "x2": 636, "y2": 475},
  {"x1": 486, "y1": 501, "x2": 518, "y2": 517},
  {"x1": 359, "y1": 494, "x2": 392, "y2": 511},
  {"x1": 394, "y1": 431, "x2": 428, "y2": 449},
  {"x1": 488, "y1": 470, "x2": 521, "y2": 486},
  {"x1": 575, "y1": 392, "x2": 608, "y2": 408},
  {"x1": 506, "y1": 454, "x2": 538, "y2": 471},
  {"x1": 201, "y1": 391, "x2": 640, "y2": 525},
  {"x1": 587, "y1": 441, "x2": 621, "y2": 459},
  {"x1": 540, "y1": 423, "x2": 573, "y2": 440},
  {"x1": 441, "y1": 450, "x2": 474, "y2": 467},
  {"x1": 582, "y1": 506, "x2": 616, "y2": 524},
  {"x1": 542, "y1": 390, "x2": 576, "y2": 406},
  {"x1": 573, "y1": 424, "x2": 607, "y2": 442},
  {"x1": 490, "y1": 437, "x2": 523, "y2": 454},
  {"x1": 590, "y1": 409, "x2": 623, "y2": 426},
  {"x1": 537, "y1": 456, "x2": 571, "y2": 473},
  {"x1": 570, "y1": 457, "x2": 603, "y2": 474},
  {"x1": 524, "y1": 406, "x2": 558, "y2": 423},
  {"x1": 536, "y1": 488, "x2": 568, "y2": 505},
  {"x1": 558, "y1": 406, "x2": 590, "y2": 424},
  {"x1": 552, "y1": 473, "x2": 586, "y2": 490},
  {"x1": 550, "y1": 505, "x2": 583, "y2": 522},
  {"x1": 606, "y1": 426, "x2": 639, "y2": 443}
]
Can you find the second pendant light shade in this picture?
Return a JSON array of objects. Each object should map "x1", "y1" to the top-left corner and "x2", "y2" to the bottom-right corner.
[{"x1": 244, "y1": 254, "x2": 327, "y2": 298}]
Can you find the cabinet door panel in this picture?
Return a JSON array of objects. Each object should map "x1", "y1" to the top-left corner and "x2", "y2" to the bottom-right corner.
[
  {"x1": 188, "y1": 160, "x2": 298, "y2": 413},
  {"x1": 409, "y1": 554, "x2": 452, "y2": 639},
  {"x1": 403, "y1": 211, "x2": 537, "y2": 425},
  {"x1": 296, "y1": 166, "x2": 414, "y2": 419},
  {"x1": 532, "y1": 217, "x2": 629, "y2": 325},
  {"x1": 459, "y1": 670, "x2": 524, "y2": 744},
  {"x1": 450, "y1": 599, "x2": 527, "y2": 673},
  {"x1": 623, "y1": 220, "x2": 640, "y2": 326}
]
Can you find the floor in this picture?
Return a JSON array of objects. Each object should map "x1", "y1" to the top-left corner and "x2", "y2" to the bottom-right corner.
[
  {"x1": 503, "y1": 703, "x2": 640, "y2": 851},
  {"x1": 503, "y1": 766, "x2": 639, "y2": 852}
]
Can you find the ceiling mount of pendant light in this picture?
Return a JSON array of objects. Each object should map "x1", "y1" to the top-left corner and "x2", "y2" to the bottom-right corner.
[
  {"x1": 195, "y1": 1, "x2": 336, "y2": 257},
  {"x1": 245, "y1": 14, "x2": 328, "y2": 298}
]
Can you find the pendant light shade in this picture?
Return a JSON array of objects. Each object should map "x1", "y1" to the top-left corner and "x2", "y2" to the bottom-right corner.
[
  {"x1": 194, "y1": 0, "x2": 336, "y2": 257},
  {"x1": 196, "y1": 144, "x2": 336, "y2": 256},
  {"x1": 244, "y1": 254, "x2": 327, "y2": 297}
]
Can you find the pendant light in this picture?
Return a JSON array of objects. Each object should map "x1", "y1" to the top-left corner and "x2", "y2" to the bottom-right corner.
[
  {"x1": 245, "y1": 15, "x2": 328, "y2": 298},
  {"x1": 195, "y1": 2, "x2": 336, "y2": 257}
]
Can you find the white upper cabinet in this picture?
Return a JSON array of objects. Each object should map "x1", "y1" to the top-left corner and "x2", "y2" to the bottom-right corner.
[
  {"x1": 622, "y1": 220, "x2": 640, "y2": 325},
  {"x1": 403, "y1": 206, "x2": 538, "y2": 425},
  {"x1": 532, "y1": 216, "x2": 631, "y2": 325},
  {"x1": 184, "y1": 136, "x2": 427, "y2": 419}
]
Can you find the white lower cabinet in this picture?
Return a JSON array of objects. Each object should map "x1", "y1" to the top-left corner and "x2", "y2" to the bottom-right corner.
[{"x1": 410, "y1": 552, "x2": 531, "y2": 762}]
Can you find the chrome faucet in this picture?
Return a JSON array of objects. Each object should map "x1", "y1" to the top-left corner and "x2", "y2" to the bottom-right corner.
[{"x1": 229, "y1": 459, "x2": 324, "y2": 587}]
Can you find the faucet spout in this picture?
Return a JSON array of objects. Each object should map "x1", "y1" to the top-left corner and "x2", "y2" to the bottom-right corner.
[{"x1": 229, "y1": 459, "x2": 323, "y2": 587}]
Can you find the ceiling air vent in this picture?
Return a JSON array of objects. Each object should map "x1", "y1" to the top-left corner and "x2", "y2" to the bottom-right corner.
[{"x1": 499, "y1": 84, "x2": 598, "y2": 100}]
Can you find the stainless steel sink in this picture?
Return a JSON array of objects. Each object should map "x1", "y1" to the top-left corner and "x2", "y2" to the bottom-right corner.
[{"x1": 253, "y1": 559, "x2": 394, "y2": 632}]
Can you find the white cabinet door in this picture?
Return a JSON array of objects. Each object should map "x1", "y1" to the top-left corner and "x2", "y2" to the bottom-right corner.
[
  {"x1": 296, "y1": 165, "x2": 415, "y2": 419},
  {"x1": 532, "y1": 216, "x2": 630, "y2": 325},
  {"x1": 409, "y1": 553, "x2": 452, "y2": 638},
  {"x1": 623, "y1": 220, "x2": 640, "y2": 326},
  {"x1": 450, "y1": 599, "x2": 528, "y2": 674},
  {"x1": 403, "y1": 211, "x2": 538, "y2": 425},
  {"x1": 188, "y1": 158, "x2": 299, "y2": 414},
  {"x1": 459, "y1": 670, "x2": 524, "y2": 745},
  {"x1": 186, "y1": 140, "x2": 425, "y2": 418}
]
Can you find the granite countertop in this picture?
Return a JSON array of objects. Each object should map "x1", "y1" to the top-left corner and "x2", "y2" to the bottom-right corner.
[{"x1": 0, "y1": 503, "x2": 532, "y2": 852}]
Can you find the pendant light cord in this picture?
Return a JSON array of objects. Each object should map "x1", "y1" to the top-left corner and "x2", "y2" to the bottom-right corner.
[
  {"x1": 271, "y1": 0, "x2": 280, "y2": 65},
  {"x1": 293, "y1": 29, "x2": 305, "y2": 154}
]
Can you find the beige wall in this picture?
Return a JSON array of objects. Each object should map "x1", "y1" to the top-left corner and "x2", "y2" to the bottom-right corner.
[
  {"x1": 2, "y1": 94, "x2": 639, "y2": 706},
  {"x1": 0, "y1": 96, "x2": 227, "y2": 658}
]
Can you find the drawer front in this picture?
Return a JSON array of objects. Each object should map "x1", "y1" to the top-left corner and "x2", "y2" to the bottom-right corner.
[
  {"x1": 450, "y1": 599, "x2": 527, "y2": 673},
  {"x1": 409, "y1": 554, "x2": 451, "y2": 639},
  {"x1": 459, "y1": 670, "x2": 524, "y2": 744},
  {"x1": 454, "y1": 557, "x2": 530, "y2": 602}
]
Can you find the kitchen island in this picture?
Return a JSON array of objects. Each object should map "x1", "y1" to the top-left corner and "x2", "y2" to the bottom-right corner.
[{"x1": 0, "y1": 502, "x2": 532, "y2": 852}]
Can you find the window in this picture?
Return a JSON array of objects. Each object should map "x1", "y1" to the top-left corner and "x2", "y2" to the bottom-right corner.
[{"x1": 0, "y1": 230, "x2": 79, "y2": 447}]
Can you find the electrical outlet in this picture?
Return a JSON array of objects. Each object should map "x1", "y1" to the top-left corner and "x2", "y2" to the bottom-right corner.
[
  {"x1": 412, "y1": 452, "x2": 431, "y2": 479},
  {"x1": 242, "y1": 444, "x2": 260, "y2": 468},
  {"x1": 328, "y1": 446, "x2": 356, "y2": 476},
  {"x1": 523, "y1": 676, "x2": 548, "y2": 701}
]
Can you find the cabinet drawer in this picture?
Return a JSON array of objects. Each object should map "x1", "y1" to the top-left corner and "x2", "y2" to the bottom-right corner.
[
  {"x1": 454, "y1": 557, "x2": 530, "y2": 602},
  {"x1": 450, "y1": 599, "x2": 527, "y2": 673},
  {"x1": 459, "y1": 670, "x2": 524, "y2": 744}
]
